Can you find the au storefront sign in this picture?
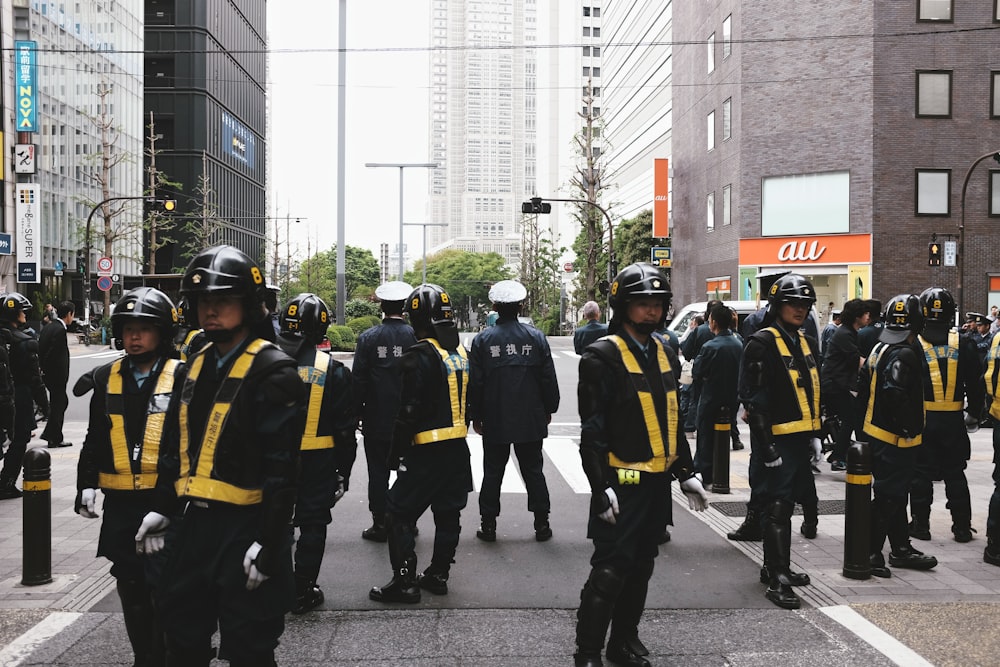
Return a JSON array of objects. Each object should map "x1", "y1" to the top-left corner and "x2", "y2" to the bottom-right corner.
[{"x1": 739, "y1": 233, "x2": 872, "y2": 266}]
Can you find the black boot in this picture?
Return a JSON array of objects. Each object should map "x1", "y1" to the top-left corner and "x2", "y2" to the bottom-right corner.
[
  {"x1": 533, "y1": 512, "x2": 553, "y2": 542},
  {"x1": 0, "y1": 477, "x2": 21, "y2": 500},
  {"x1": 727, "y1": 505, "x2": 762, "y2": 541},
  {"x1": 476, "y1": 516, "x2": 497, "y2": 542},
  {"x1": 950, "y1": 508, "x2": 975, "y2": 543},
  {"x1": 984, "y1": 536, "x2": 1000, "y2": 566},
  {"x1": 575, "y1": 566, "x2": 624, "y2": 667},
  {"x1": 416, "y1": 562, "x2": 450, "y2": 595},
  {"x1": 607, "y1": 559, "x2": 653, "y2": 667},
  {"x1": 362, "y1": 511, "x2": 388, "y2": 542},
  {"x1": 292, "y1": 575, "x2": 325, "y2": 614},
  {"x1": 762, "y1": 500, "x2": 801, "y2": 610},
  {"x1": 887, "y1": 503, "x2": 937, "y2": 570},
  {"x1": 869, "y1": 496, "x2": 896, "y2": 578},
  {"x1": 800, "y1": 502, "x2": 818, "y2": 539},
  {"x1": 908, "y1": 517, "x2": 931, "y2": 541},
  {"x1": 369, "y1": 516, "x2": 420, "y2": 603},
  {"x1": 165, "y1": 646, "x2": 215, "y2": 667}
]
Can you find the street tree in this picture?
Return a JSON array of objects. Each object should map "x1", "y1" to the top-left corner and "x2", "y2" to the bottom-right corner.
[
  {"x1": 287, "y1": 245, "x2": 380, "y2": 311},
  {"x1": 408, "y1": 249, "x2": 510, "y2": 329},
  {"x1": 615, "y1": 209, "x2": 666, "y2": 267},
  {"x1": 519, "y1": 211, "x2": 565, "y2": 328},
  {"x1": 180, "y1": 152, "x2": 225, "y2": 265},
  {"x1": 144, "y1": 112, "x2": 182, "y2": 275}
]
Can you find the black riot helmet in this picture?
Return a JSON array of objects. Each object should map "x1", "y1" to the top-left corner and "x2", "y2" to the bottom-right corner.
[
  {"x1": 918, "y1": 287, "x2": 956, "y2": 327},
  {"x1": 404, "y1": 283, "x2": 459, "y2": 350},
  {"x1": 280, "y1": 292, "x2": 331, "y2": 345},
  {"x1": 880, "y1": 293, "x2": 923, "y2": 344},
  {"x1": 111, "y1": 287, "x2": 178, "y2": 351},
  {"x1": 0, "y1": 292, "x2": 32, "y2": 322},
  {"x1": 607, "y1": 263, "x2": 671, "y2": 336},
  {"x1": 180, "y1": 245, "x2": 267, "y2": 329},
  {"x1": 766, "y1": 274, "x2": 817, "y2": 308}
]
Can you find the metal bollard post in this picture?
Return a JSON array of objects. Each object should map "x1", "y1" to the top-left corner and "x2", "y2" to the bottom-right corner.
[
  {"x1": 22, "y1": 448, "x2": 53, "y2": 586},
  {"x1": 711, "y1": 405, "x2": 731, "y2": 494},
  {"x1": 842, "y1": 440, "x2": 872, "y2": 580}
]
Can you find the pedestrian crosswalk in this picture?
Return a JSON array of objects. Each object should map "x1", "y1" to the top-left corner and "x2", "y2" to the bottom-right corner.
[{"x1": 389, "y1": 435, "x2": 590, "y2": 494}]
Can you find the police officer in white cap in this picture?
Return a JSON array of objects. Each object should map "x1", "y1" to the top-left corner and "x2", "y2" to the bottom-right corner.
[
  {"x1": 467, "y1": 279, "x2": 560, "y2": 542},
  {"x1": 353, "y1": 281, "x2": 418, "y2": 541}
]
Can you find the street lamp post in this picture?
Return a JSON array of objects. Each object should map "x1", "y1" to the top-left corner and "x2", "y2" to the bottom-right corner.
[
  {"x1": 83, "y1": 196, "x2": 144, "y2": 327},
  {"x1": 403, "y1": 222, "x2": 448, "y2": 283},
  {"x1": 522, "y1": 196, "x2": 617, "y2": 280},
  {"x1": 956, "y1": 151, "x2": 1000, "y2": 318},
  {"x1": 365, "y1": 162, "x2": 438, "y2": 280}
]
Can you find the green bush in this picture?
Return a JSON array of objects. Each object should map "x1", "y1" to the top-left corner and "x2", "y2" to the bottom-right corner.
[
  {"x1": 331, "y1": 324, "x2": 355, "y2": 344},
  {"x1": 345, "y1": 299, "x2": 380, "y2": 320},
  {"x1": 347, "y1": 315, "x2": 381, "y2": 336},
  {"x1": 326, "y1": 328, "x2": 344, "y2": 350}
]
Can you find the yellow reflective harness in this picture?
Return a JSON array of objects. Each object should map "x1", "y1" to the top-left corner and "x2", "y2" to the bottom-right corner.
[
  {"x1": 606, "y1": 335, "x2": 678, "y2": 474},
  {"x1": 763, "y1": 327, "x2": 821, "y2": 435},
  {"x1": 863, "y1": 342, "x2": 922, "y2": 447},
  {"x1": 99, "y1": 358, "x2": 179, "y2": 491},
  {"x1": 988, "y1": 334, "x2": 1000, "y2": 420},
  {"x1": 413, "y1": 339, "x2": 469, "y2": 445},
  {"x1": 299, "y1": 349, "x2": 334, "y2": 451},
  {"x1": 178, "y1": 328, "x2": 201, "y2": 361},
  {"x1": 175, "y1": 338, "x2": 271, "y2": 505},
  {"x1": 919, "y1": 331, "x2": 961, "y2": 411}
]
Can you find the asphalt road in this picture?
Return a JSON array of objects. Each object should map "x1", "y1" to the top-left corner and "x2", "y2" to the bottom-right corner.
[{"x1": 0, "y1": 335, "x2": 995, "y2": 664}]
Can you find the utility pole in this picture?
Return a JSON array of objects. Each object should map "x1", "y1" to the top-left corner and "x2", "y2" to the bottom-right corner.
[{"x1": 146, "y1": 112, "x2": 159, "y2": 274}]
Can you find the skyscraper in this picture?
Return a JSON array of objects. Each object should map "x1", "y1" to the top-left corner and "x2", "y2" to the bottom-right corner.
[{"x1": 427, "y1": 0, "x2": 537, "y2": 266}]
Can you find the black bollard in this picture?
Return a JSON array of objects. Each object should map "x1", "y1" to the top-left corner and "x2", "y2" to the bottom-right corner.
[
  {"x1": 842, "y1": 440, "x2": 872, "y2": 580},
  {"x1": 711, "y1": 405, "x2": 731, "y2": 494},
  {"x1": 22, "y1": 448, "x2": 52, "y2": 586}
]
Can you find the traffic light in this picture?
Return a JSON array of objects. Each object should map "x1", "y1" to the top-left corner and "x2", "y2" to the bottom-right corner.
[
  {"x1": 928, "y1": 242, "x2": 942, "y2": 266},
  {"x1": 160, "y1": 199, "x2": 176, "y2": 212},
  {"x1": 521, "y1": 197, "x2": 552, "y2": 214},
  {"x1": 76, "y1": 252, "x2": 86, "y2": 274}
]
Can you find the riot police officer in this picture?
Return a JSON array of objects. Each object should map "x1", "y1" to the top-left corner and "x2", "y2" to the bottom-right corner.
[
  {"x1": 352, "y1": 281, "x2": 417, "y2": 542},
  {"x1": 861, "y1": 294, "x2": 937, "y2": 578},
  {"x1": 467, "y1": 279, "x2": 559, "y2": 542},
  {"x1": 575, "y1": 263, "x2": 707, "y2": 667},
  {"x1": 369, "y1": 284, "x2": 473, "y2": 603},
  {"x1": 76, "y1": 287, "x2": 182, "y2": 667},
  {"x1": 908, "y1": 288, "x2": 984, "y2": 543},
  {"x1": 276, "y1": 292, "x2": 357, "y2": 614},
  {"x1": 136, "y1": 245, "x2": 305, "y2": 666},
  {"x1": 0, "y1": 292, "x2": 49, "y2": 499},
  {"x1": 739, "y1": 274, "x2": 820, "y2": 610},
  {"x1": 984, "y1": 328, "x2": 1000, "y2": 566},
  {"x1": 172, "y1": 297, "x2": 205, "y2": 361}
]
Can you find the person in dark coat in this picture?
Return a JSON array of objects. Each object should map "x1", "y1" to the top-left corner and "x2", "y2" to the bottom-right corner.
[
  {"x1": 856, "y1": 299, "x2": 884, "y2": 357},
  {"x1": 76, "y1": 287, "x2": 181, "y2": 667},
  {"x1": 352, "y1": 281, "x2": 418, "y2": 541},
  {"x1": 681, "y1": 301, "x2": 720, "y2": 435},
  {"x1": 39, "y1": 300, "x2": 75, "y2": 448},
  {"x1": 691, "y1": 304, "x2": 743, "y2": 484},
  {"x1": 821, "y1": 299, "x2": 869, "y2": 471},
  {"x1": 467, "y1": 280, "x2": 560, "y2": 542},
  {"x1": 574, "y1": 301, "x2": 608, "y2": 354}
]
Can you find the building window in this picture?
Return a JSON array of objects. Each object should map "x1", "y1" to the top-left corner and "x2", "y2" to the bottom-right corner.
[
  {"x1": 915, "y1": 169, "x2": 951, "y2": 216},
  {"x1": 593, "y1": 67, "x2": 601, "y2": 77},
  {"x1": 593, "y1": 7, "x2": 600, "y2": 17},
  {"x1": 723, "y1": 97, "x2": 732, "y2": 140},
  {"x1": 582, "y1": 46, "x2": 590, "y2": 56},
  {"x1": 996, "y1": 0, "x2": 1000, "y2": 21},
  {"x1": 593, "y1": 87, "x2": 601, "y2": 97},
  {"x1": 993, "y1": 72, "x2": 1000, "y2": 118},
  {"x1": 991, "y1": 171, "x2": 1000, "y2": 217},
  {"x1": 593, "y1": 27, "x2": 601, "y2": 38},
  {"x1": 583, "y1": 6, "x2": 590, "y2": 16},
  {"x1": 707, "y1": 192, "x2": 716, "y2": 231},
  {"x1": 583, "y1": 67, "x2": 590, "y2": 77},
  {"x1": 583, "y1": 27, "x2": 590, "y2": 37},
  {"x1": 723, "y1": 185, "x2": 732, "y2": 225},
  {"x1": 916, "y1": 70, "x2": 952, "y2": 118},
  {"x1": 723, "y1": 15, "x2": 732, "y2": 59},
  {"x1": 917, "y1": 0, "x2": 952, "y2": 21},
  {"x1": 707, "y1": 111, "x2": 715, "y2": 151},
  {"x1": 707, "y1": 33, "x2": 715, "y2": 74},
  {"x1": 593, "y1": 47, "x2": 601, "y2": 57}
]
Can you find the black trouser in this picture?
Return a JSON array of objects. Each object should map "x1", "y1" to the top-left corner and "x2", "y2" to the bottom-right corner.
[
  {"x1": 988, "y1": 426, "x2": 1000, "y2": 537},
  {"x1": 910, "y1": 414, "x2": 971, "y2": 525},
  {"x1": 41, "y1": 377, "x2": 67, "y2": 444},
  {"x1": 293, "y1": 449, "x2": 335, "y2": 582},
  {"x1": 364, "y1": 436, "x2": 391, "y2": 516},
  {"x1": 760, "y1": 436, "x2": 812, "y2": 568},
  {"x1": 823, "y1": 388, "x2": 855, "y2": 463},
  {"x1": 478, "y1": 439, "x2": 550, "y2": 519},
  {"x1": 1, "y1": 387, "x2": 35, "y2": 485},
  {"x1": 870, "y1": 438, "x2": 917, "y2": 555}
]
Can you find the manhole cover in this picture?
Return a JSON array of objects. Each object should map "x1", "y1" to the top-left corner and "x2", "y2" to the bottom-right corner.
[{"x1": 710, "y1": 499, "x2": 846, "y2": 517}]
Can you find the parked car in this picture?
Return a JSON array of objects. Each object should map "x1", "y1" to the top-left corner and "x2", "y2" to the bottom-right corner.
[
  {"x1": 517, "y1": 316, "x2": 534, "y2": 327},
  {"x1": 665, "y1": 300, "x2": 822, "y2": 354}
]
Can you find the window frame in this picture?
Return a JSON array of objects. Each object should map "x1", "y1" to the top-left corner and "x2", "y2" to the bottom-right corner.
[
  {"x1": 722, "y1": 184, "x2": 732, "y2": 226},
  {"x1": 992, "y1": 71, "x2": 1000, "y2": 118},
  {"x1": 722, "y1": 15, "x2": 732, "y2": 59},
  {"x1": 915, "y1": 70, "x2": 952, "y2": 118},
  {"x1": 707, "y1": 110, "x2": 715, "y2": 151},
  {"x1": 707, "y1": 32, "x2": 716, "y2": 74},
  {"x1": 990, "y1": 170, "x2": 1000, "y2": 217},
  {"x1": 915, "y1": 168, "x2": 952, "y2": 216},
  {"x1": 917, "y1": 0, "x2": 953, "y2": 22},
  {"x1": 707, "y1": 191, "x2": 716, "y2": 231},
  {"x1": 723, "y1": 97, "x2": 732, "y2": 141}
]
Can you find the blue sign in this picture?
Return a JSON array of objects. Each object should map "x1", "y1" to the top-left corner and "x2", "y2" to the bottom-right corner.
[
  {"x1": 54, "y1": 260, "x2": 64, "y2": 271},
  {"x1": 0, "y1": 233, "x2": 11, "y2": 255},
  {"x1": 15, "y1": 41, "x2": 37, "y2": 132},
  {"x1": 221, "y1": 112, "x2": 256, "y2": 169},
  {"x1": 97, "y1": 275, "x2": 113, "y2": 292},
  {"x1": 18, "y1": 263, "x2": 36, "y2": 283}
]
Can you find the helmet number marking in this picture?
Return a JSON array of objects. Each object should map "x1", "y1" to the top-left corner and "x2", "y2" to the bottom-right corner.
[{"x1": 250, "y1": 267, "x2": 264, "y2": 285}]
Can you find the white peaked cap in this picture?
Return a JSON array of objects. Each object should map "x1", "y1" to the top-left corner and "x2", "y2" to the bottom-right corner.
[
  {"x1": 489, "y1": 280, "x2": 527, "y2": 304},
  {"x1": 375, "y1": 281, "x2": 414, "y2": 301}
]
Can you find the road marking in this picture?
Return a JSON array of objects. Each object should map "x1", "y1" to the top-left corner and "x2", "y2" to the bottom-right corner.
[
  {"x1": 819, "y1": 605, "x2": 933, "y2": 667},
  {"x1": 73, "y1": 349, "x2": 122, "y2": 360},
  {"x1": 0, "y1": 611, "x2": 81, "y2": 666},
  {"x1": 543, "y1": 438, "x2": 590, "y2": 493},
  {"x1": 561, "y1": 350, "x2": 580, "y2": 359}
]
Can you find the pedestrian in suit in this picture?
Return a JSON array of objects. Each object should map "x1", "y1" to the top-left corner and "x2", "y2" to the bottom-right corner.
[
  {"x1": 39, "y1": 300, "x2": 75, "y2": 448},
  {"x1": 574, "y1": 301, "x2": 608, "y2": 354}
]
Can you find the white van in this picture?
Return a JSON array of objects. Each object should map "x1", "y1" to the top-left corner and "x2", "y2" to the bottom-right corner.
[{"x1": 666, "y1": 300, "x2": 823, "y2": 353}]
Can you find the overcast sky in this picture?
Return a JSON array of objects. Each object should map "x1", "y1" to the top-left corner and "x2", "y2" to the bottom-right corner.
[{"x1": 267, "y1": 1, "x2": 433, "y2": 264}]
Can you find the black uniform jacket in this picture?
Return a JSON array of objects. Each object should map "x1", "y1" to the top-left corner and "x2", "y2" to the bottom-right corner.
[{"x1": 353, "y1": 318, "x2": 418, "y2": 441}]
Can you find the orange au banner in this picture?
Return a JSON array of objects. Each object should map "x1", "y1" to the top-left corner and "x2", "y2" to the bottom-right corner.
[{"x1": 652, "y1": 158, "x2": 669, "y2": 237}]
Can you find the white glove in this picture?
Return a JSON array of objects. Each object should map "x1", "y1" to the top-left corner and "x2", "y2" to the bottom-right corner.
[
  {"x1": 598, "y1": 487, "x2": 620, "y2": 525},
  {"x1": 764, "y1": 457, "x2": 783, "y2": 468},
  {"x1": 134, "y1": 512, "x2": 170, "y2": 554},
  {"x1": 810, "y1": 437, "x2": 823, "y2": 464},
  {"x1": 243, "y1": 541, "x2": 269, "y2": 590},
  {"x1": 78, "y1": 488, "x2": 99, "y2": 519},
  {"x1": 680, "y1": 477, "x2": 709, "y2": 512}
]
